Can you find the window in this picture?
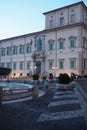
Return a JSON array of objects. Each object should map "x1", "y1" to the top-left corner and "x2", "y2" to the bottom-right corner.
[
  {"x1": 60, "y1": 17, "x2": 64, "y2": 25},
  {"x1": 59, "y1": 60, "x2": 64, "y2": 69},
  {"x1": 69, "y1": 36, "x2": 76, "y2": 48},
  {"x1": 58, "y1": 38, "x2": 65, "y2": 49},
  {"x1": 1, "y1": 63, "x2": 5, "y2": 67},
  {"x1": 82, "y1": 38, "x2": 87, "y2": 49},
  {"x1": 27, "y1": 62, "x2": 30, "y2": 70},
  {"x1": 70, "y1": 59, "x2": 76, "y2": 69},
  {"x1": 70, "y1": 39, "x2": 75, "y2": 48},
  {"x1": 13, "y1": 46, "x2": 18, "y2": 55},
  {"x1": 19, "y1": 45, "x2": 24, "y2": 54},
  {"x1": 49, "y1": 60, "x2": 53, "y2": 69},
  {"x1": 49, "y1": 43, "x2": 53, "y2": 50},
  {"x1": 26, "y1": 44, "x2": 31, "y2": 53},
  {"x1": 1, "y1": 48, "x2": 5, "y2": 56},
  {"x1": 7, "y1": 47, "x2": 12, "y2": 55},
  {"x1": 13, "y1": 62, "x2": 17, "y2": 70},
  {"x1": 59, "y1": 41, "x2": 64, "y2": 49},
  {"x1": 70, "y1": 14, "x2": 76, "y2": 23},
  {"x1": 48, "y1": 39, "x2": 54, "y2": 51},
  {"x1": 49, "y1": 20, "x2": 54, "y2": 28},
  {"x1": 37, "y1": 37, "x2": 42, "y2": 52},
  {"x1": 7, "y1": 62, "x2": 11, "y2": 68},
  {"x1": 20, "y1": 62, "x2": 24, "y2": 70}
]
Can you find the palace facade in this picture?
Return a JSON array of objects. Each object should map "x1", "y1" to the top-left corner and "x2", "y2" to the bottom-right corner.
[{"x1": 0, "y1": 1, "x2": 87, "y2": 78}]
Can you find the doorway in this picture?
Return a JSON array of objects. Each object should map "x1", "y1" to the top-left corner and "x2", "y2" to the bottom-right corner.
[{"x1": 36, "y1": 61, "x2": 41, "y2": 75}]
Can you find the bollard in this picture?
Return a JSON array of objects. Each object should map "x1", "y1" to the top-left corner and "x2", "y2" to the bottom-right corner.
[
  {"x1": 0, "y1": 87, "x2": 3, "y2": 106},
  {"x1": 44, "y1": 80, "x2": 50, "y2": 91},
  {"x1": 32, "y1": 81, "x2": 39, "y2": 99}
]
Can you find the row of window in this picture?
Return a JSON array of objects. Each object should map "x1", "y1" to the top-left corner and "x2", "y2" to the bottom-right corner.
[
  {"x1": 1, "y1": 37, "x2": 87, "y2": 56},
  {"x1": 1, "y1": 44, "x2": 32, "y2": 56},
  {"x1": 1, "y1": 37, "x2": 43, "y2": 56},
  {"x1": 49, "y1": 58, "x2": 87, "y2": 69},
  {"x1": 49, "y1": 13, "x2": 76, "y2": 28},
  {"x1": 49, "y1": 37, "x2": 76, "y2": 51},
  {"x1": 1, "y1": 58, "x2": 86, "y2": 71},
  {"x1": 49, "y1": 59, "x2": 76, "y2": 69},
  {"x1": 0, "y1": 62, "x2": 31, "y2": 70},
  {"x1": 1, "y1": 59, "x2": 76, "y2": 70},
  {"x1": 0, "y1": 60, "x2": 76, "y2": 70}
]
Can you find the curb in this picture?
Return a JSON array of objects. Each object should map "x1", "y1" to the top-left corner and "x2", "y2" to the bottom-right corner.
[{"x1": 3, "y1": 90, "x2": 45, "y2": 104}]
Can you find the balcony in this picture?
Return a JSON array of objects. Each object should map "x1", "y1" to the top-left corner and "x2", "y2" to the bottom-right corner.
[{"x1": 31, "y1": 50, "x2": 46, "y2": 61}]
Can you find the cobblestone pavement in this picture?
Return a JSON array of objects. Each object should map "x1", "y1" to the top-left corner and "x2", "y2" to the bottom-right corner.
[{"x1": 0, "y1": 86, "x2": 87, "y2": 130}]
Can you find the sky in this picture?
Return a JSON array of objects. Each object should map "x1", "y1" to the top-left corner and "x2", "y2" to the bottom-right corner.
[{"x1": 0, "y1": 0, "x2": 87, "y2": 40}]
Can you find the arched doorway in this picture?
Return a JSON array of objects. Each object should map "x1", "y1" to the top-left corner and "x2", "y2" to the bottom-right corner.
[{"x1": 36, "y1": 61, "x2": 41, "y2": 75}]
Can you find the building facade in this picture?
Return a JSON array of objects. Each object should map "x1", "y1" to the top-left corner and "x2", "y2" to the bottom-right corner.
[{"x1": 0, "y1": 1, "x2": 87, "y2": 78}]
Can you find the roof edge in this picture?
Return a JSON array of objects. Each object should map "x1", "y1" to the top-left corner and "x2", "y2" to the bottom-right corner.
[{"x1": 43, "y1": 1, "x2": 86, "y2": 15}]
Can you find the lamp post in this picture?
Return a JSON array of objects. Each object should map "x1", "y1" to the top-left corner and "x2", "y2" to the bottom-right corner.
[
  {"x1": 52, "y1": 66, "x2": 58, "y2": 77},
  {"x1": 34, "y1": 66, "x2": 37, "y2": 74}
]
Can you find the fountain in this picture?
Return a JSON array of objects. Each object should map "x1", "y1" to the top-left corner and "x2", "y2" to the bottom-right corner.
[
  {"x1": 0, "y1": 67, "x2": 11, "y2": 76},
  {"x1": 0, "y1": 67, "x2": 11, "y2": 106}
]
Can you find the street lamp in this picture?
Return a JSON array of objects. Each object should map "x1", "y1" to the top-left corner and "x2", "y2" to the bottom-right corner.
[
  {"x1": 52, "y1": 66, "x2": 58, "y2": 77},
  {"x1": 34, "y1": 66, "x2": 37, "y2": 74}
]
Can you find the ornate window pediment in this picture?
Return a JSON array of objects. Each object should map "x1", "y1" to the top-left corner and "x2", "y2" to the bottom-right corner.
[
  {"x1": 48, "y1": 39, "x2": 55, "y2": 43},
  {"x1": 58, "y1": 38, "x2": 65, "y2": 41},
  {"x1": 69, "y1": 36, "x2": 77, "y2": 39}
]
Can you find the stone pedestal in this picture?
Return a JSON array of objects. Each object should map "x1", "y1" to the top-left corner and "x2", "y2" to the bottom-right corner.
[{"x1": 32, "y1": 81, "x2": 39, "y2": 99}]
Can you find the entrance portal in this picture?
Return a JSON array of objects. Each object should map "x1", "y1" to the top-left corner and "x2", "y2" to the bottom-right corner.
[{"x1": 36, "y1": 61, "x2": 41, "y2": 75}]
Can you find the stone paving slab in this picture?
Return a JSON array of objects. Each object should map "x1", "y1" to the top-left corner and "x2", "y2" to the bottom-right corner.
[{"x1": 0, "y1": 88, "x2": 87, "y2": 130}]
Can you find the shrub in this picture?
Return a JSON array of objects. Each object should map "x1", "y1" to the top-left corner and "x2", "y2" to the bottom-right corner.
[
  {"x1": 32, "y1": 74, "x2": 39, "y2": 80},
  {"x1": 59, "y1": 73, "x2": 71, "y2": 84},
  {"x1": 49, "y1": 73, "x2": 53, "y2": 79}
]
